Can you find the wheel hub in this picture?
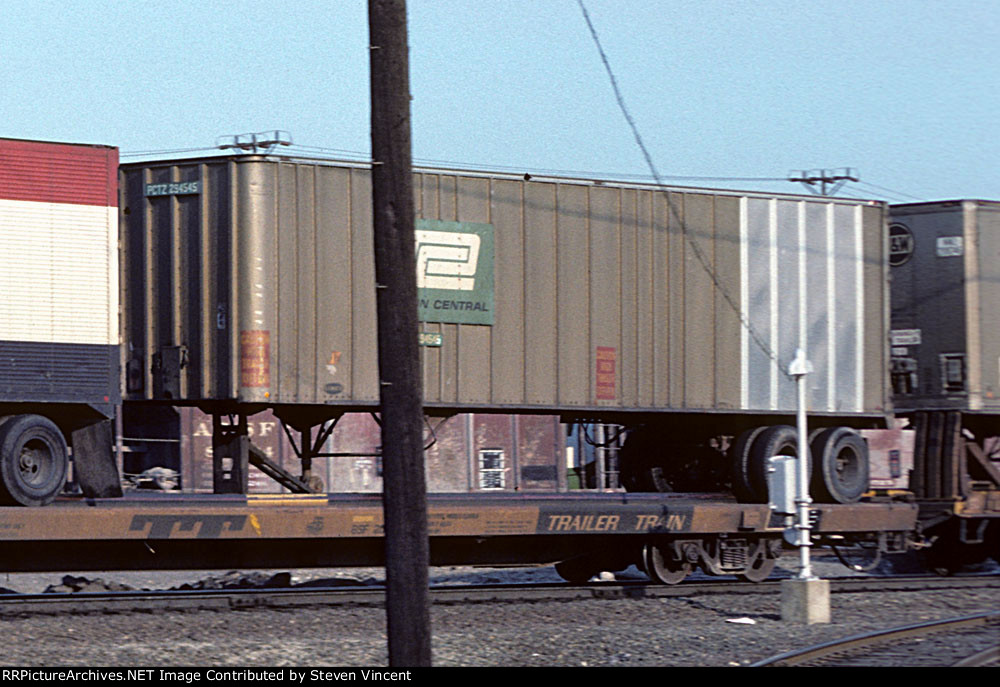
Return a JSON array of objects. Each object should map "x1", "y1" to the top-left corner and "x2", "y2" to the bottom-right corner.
[{"x1": 18, "y1": 442, "x2": 50, "y2": 484}]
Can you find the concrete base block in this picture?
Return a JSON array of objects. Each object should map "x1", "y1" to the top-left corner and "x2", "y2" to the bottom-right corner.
[{"x1": 781, "y1": 578, "x2": 831, "y2": 624}]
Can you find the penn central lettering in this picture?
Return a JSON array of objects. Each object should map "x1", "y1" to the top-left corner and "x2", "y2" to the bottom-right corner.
[
  {"x1": 425, "y1": 299, "x2": 489, "y2": 312},
  {"x1": 547, "y1": 514, "x2": 620, "y2": 531}
]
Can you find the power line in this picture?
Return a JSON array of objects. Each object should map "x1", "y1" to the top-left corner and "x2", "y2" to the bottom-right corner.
[
  {"x1": 118, "y1": 141, "x2": 932, "y2": 206},
  {"x1": 841, "y1": 184, "x2": 913, "y2": 204},
  {"x1": 576, "y1": 0, "x2": 786, "y2": 377},
  {"x1": 120, "y1": 146, "x2": 218, "y2": 158},
  {"x1": 281, "y1": 144, "x2": 791, "y2": 185},
  {"x1": 122, "y1": 140, "x2": 795, "y2": 190},
  {"x1": 831, "y1": 186, "x2": 879, "y2": 201},
  {"x1": 853, "y1": 180, "x2": 927, "y2": 202}
]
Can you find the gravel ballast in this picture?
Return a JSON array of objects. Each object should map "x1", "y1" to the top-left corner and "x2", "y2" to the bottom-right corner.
[{"x1": 0, "y1": 565, "x2": 997, "y2": 667}]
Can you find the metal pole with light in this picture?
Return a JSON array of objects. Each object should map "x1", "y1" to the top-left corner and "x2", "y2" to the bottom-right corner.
[
  {"x1": 780, "y1": 348, "x2": 830, "y2": 623},
  {"x1": 788, "y1": 348, "x2": 814, "y2": 579}
]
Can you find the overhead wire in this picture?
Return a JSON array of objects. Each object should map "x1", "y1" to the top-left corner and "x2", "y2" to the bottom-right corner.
[
  {"x1": 120, "y1": 146, "x2": 219, "y2": 158},
  {"x1": 852, "y1": 180, "x2": 927, "y2": 202},
  {"x1": 123, "y1": 145, "x2": 792, "y2": 190},
  {"x1": 832, "y1": 186, "x2": 883, "y2": 201},
  {"x1": 284, "y1": 144, "x2": 793, "y2": 186},
  {"x1": 839, "y1": 184, "x2": 911, "y2": 203},
  {"x1": 122, "y1": 140, "x2": 930, "y2": 208},
  {"x1": 576, "y1": 0, "x2": 788, "y2": 378}
]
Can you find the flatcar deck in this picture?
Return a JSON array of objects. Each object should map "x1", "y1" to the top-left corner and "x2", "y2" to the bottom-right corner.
[{"x1": 0, "y1": 493, "x2": 918, "y2": 573}]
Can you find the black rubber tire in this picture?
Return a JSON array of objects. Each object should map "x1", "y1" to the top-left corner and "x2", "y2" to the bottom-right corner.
[
  {"x1": 554, "y1": 556, "x2": 600, "y2": 584},
  {"x1": 743, "y1": 425, "x2": 801, "y2": 503},
  {"x1": 730, "y1": 426, "x2": 767, "y2": 503},
  {"x1": 0, "y1": 415, "x2": 69, "y2": 507},
  {"x1": 809, "y1": 427, "x2": 869, "y2": 504}
]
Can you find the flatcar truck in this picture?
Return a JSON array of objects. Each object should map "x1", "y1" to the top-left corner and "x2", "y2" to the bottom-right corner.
[{"x1": 0, "y1": 138, "x2": 120, "y2": 505}]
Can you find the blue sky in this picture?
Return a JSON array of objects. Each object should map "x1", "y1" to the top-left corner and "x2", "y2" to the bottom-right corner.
[{"x1": 2, "y1": 1, "x2": 997, "y2": 202}]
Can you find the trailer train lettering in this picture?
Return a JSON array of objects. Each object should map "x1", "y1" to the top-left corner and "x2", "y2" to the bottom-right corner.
[
  {"x1": 546, "y1": 514, "x2": 620, "y2": 531},
  {"x1": 545, "y1": 513, "x2": 688, "y2": 532},
  {"x1": 635, "y1": 514, "x2": 688, "y2": 531}
]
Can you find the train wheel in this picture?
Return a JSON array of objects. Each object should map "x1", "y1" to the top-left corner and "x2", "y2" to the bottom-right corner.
[
  {"x1": 737, "y1": 542, "x2": 776, "y2": 582},
  {"x1": 0, "y1": 415, "x2": 68, "y2": 507},
  {"x1": 810, "y1": 427, "x2": 869, "y2": 504},
  {"x1": 642, "y1": 543, "x2": 691, "y2": 585}
]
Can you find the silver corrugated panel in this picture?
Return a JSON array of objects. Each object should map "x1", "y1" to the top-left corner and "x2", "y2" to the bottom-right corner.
[
  {"x1": 121, "y1": 155, "x2": 888, "y2": 418},
  {"x1": 742, "y1": 199, "x2": 881, "y2": 413}
]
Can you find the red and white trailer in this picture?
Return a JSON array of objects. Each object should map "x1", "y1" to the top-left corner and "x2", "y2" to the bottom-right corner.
[{"x1": 0, "y1": 138, "x2": 119, "y2": 505}]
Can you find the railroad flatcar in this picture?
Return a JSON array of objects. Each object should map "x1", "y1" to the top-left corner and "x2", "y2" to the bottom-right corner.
[{"x1": 0, "y1": 138, "x2": 997, "y2": 584}]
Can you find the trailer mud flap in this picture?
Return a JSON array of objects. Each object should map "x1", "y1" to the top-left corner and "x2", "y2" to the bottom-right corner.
[{"x1": 72, "y1": 419, "x2": 123, "y2": 498}]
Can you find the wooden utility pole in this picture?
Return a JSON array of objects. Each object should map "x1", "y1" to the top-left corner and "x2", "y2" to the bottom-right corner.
[{"x1": 368, "y1": 0, "x2": 431, "y2": 667}]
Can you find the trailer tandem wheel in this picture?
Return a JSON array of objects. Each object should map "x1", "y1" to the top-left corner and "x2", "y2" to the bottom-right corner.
[
  {"x1": 810, "y1": 427, "x2": 869, "y2": 504},
  {"x1": 730, "y1": 426, "x2": 768, "y2": 503},
  {"x1": 739, "y1": 425, "x2": 801, "y2": 503},
  {"x1": 0, "y1": 414, "x2": 69, "y2": 507}
]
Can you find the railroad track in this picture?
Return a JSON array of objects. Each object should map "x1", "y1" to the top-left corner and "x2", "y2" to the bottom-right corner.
[
  {"x1": 1, "y1": 574, "x2": 997, "y2": 618},
  {"x1": 752, "y1": 611, "x2": 1000, "y2": 667}
]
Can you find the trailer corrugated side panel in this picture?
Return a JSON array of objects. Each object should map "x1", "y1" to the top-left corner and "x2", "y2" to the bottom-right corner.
[
  {"x1": 121, "y1": 156, "x2": 887, "y2": 417},
  {"x1": 0, "y1": 138, "x2": 119, "y2": 408},
  {"x1": 890, "y1": 200, "x2": 1000, "y2": 412}
]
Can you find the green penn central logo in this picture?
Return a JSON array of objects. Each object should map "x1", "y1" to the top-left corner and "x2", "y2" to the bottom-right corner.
[
  {"x1": 414, "y1": 220, "x2": 494, "y2": 326},
  {"x1": 415, "y1": 229, "x2": 481, "y2": 291}
]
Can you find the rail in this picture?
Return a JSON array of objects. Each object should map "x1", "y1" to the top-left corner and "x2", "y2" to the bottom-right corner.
[{"x1": 751, "y1": 610, "x2": 1000, "y2": 666}]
